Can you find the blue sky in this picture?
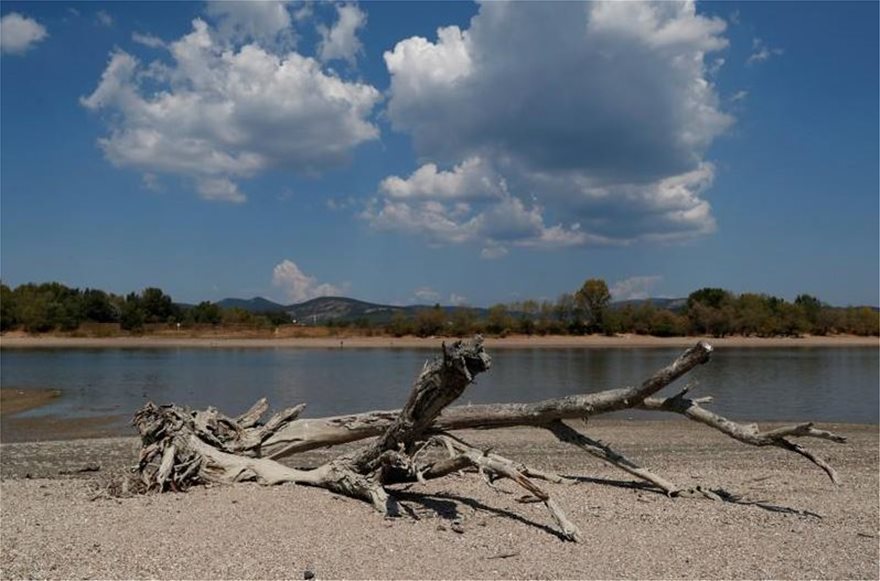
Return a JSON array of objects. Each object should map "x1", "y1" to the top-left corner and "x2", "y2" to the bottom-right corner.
[{"x1": 1, "y1": 1, "x2": 877, "y2": 307}]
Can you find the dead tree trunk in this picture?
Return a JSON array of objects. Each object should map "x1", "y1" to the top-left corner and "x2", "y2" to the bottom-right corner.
[{"x1": 130, "y1": 337, "x2": 846, "y2": 542}]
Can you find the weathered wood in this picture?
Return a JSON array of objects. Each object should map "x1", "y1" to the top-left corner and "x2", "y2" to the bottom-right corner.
[
  {"x1": 545, "y1": 420, "x2": 680, "y2": 494},
  {"x1": 262, "y1": 341, "x2": 714, "y2": 458},
  {"x1": 127, "y1": 337, "x2": 847, "y2": 543},
  {"x1": 638, "y1": 395, "x2": 845, "y2": 483}
]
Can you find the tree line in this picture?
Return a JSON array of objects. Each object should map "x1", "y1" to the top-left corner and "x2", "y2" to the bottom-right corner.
[
  {"x1": 1, "y1": 279, "x2": 877, "y2": 337},
  {"x1": 0, "y1": 283, "x2": 288, "y2": 333}
]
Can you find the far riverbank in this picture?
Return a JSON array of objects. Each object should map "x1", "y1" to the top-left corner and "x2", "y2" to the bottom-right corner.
[{"x1": 1, "y1": 333, "x2": 877, "y2": 350}]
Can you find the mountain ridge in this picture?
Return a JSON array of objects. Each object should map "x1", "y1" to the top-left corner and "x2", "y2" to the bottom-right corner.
[{"x1": 215, "y1": 295, "x2": 691, "y2": 324}]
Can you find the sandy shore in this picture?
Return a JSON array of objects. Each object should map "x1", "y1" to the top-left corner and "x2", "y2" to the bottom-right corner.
[
  {"x1": 2, "y1": 333, "x2": 877, "y2": 350},
  {"x1": 1, "y1": 421, "x2": 877, "y2": 579}
]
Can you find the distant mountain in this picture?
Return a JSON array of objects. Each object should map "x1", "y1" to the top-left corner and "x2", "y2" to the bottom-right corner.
[
  {"x1": 214, "y1": 295, "x2": 489, "y2": 324},
  {"x1": 217, "y1": 297, "x2": 286, "y2": 312},
  {"x1": 286, "y1": 296, "x2": 404, "y2": 324},
  {"x1": 214, "y1": 294, "x2": 689, "y2": 323}
]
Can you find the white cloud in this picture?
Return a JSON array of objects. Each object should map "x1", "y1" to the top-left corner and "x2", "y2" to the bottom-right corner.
[
  {"x1": 96, "y1": 10, "x2": 114, "y2": 27},
  {"x1": 378, "y1": 1, "x2": 731, "y2": 251},
  {"x1": 82, "y1": 17, "x2": 381, "y2": 203},
  {"x1": 730, "y1": 90, "x2": 748, "y2": 103},
  {"x1": 132, "y1": 32, "x2": 165, "y2": 49},
  {"x1": 610, "y1": 276, "x2": 663, "y2": 301},
  {"x1": 317, "y1": 3, "x2": 366, "y2": 65},
  {"x1": 379, "y1": 157, "x2": 503, "y2": 201},
  {"x1": 272, "y1": 259, "x2": 347, "y2": 303},
  {"x1": 365, "y1": 157, "x2": 586, "y2": 255},
  {"x1": 205, "y1": 0, "x2": 294, "y2": 47},
  {"x1": 747, "y1": 37, "x2": 783, "y2": 65},
  {"x1": 449, "y1": 293, "x2": 468, "y2": 306},
  {"x1": 0, "y1": 13, "x2": 48, "y2": 55},
  {"x1": 412, "y1": 287, "x2": 440, "y2": 303},
  {"x1": 196, "y1": 177, "x2": 246, "y2": 203}
]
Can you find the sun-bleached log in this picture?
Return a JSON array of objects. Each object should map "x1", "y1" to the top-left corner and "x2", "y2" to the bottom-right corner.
[
  {"x1": 262, "y1": 342, "x2": 714, "y2": 458},
  {"x1": 638, "y1": 395, "x2": 845, "y2": 484},
  {"x1": 127, "y1": 337, "x2": 847, "y2": 543}
]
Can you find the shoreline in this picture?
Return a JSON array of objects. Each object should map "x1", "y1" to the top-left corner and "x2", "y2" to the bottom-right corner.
[{"x1": 2, "y1": 333, "x2": 877, "y2": 350}]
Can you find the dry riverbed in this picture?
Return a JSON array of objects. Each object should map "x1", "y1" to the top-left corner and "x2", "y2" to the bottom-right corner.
[{"x1": 1, "y1": 421, "x2": 877, "y2": 579}]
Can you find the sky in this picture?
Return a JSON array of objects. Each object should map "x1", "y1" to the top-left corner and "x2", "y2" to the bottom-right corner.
[{"x1": 1, "y1": 1, "x2": 877, "y2": 308}]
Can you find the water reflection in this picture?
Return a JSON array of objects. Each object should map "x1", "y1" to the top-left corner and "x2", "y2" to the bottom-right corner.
[{"x1": 1, "y1": 346, "x2": 877, "y2": 430}]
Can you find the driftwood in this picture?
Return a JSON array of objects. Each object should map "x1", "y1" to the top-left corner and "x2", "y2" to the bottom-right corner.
[{"x1": 130, "y1": 337, "x2": 846, "y2": 542}]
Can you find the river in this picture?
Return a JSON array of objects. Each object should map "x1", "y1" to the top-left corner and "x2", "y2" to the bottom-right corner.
[{"x1": 1, "y1": 346, "x2": 877, "y2": 431}]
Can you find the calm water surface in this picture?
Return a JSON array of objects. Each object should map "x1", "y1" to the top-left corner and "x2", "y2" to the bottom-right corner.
[{"x1": 1, "y1": 347, "x2": 877, "y2": 431}]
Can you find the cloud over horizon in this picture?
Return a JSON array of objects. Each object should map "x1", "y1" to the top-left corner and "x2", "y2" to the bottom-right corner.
[
  {"x1": 368, "y1": 1, "x2": 731, "y2": 255},
  {"x1": 272, "y1": 259, "x2": 348, "y2": 303},
  {"x1": 610, "y1": 275, "x2": 663, "y2": 301}
]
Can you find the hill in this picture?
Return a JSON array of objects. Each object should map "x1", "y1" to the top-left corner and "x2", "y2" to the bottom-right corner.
[
  {"x1": 215, "y1": 294, "x2": 690, "y2": 325},
  {"x1": 216, "y1": 297, "x2": 286, "y2": 312}
]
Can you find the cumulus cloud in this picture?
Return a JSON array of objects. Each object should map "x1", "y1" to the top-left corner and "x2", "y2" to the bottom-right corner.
[
  {"x1": 318, "y1": 3, "x2": 366, "y2": 65},
  {"x1": 364, "y1": 157, "x2": 587, "y2": 255},
  {"x1": 610, "y1": 275, "x2": 663, "y2": 301},
  {"x1": 412, "y1": 286, "x2": 440, "y2": 303},
  {"x1": 747, "y1": 37, "x2": 783, "y2": 65},
  {"x1": 0, "y1": 13, "x2": 48, "y2": 55},
  {"x1": 82, "y1": 15, "x2": 381, "y2": 202},
  {"x1": 205, "y1": 0, "x2": 294, "y2": 47},
  {"x1": 379, "y1": 157, "x2": 503, "y2": 201},
  {"x1": 374, "y1": 1, "x2": 731, "y2": 251},
  {"x1": 272, "y1": 259, "x2": 348, "y2": 303}
]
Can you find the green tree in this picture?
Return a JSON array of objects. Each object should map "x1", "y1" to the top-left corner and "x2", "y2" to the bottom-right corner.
[
  {"x1": 221, "y1": 307, "x2": 255, "y2": 326},
  {"x1": 686, "y1": 288, "x2": 733, "y2": 337},
  {"x1": 734, "y1": 293, "x2": 774, "y2": 336},
  {"x1": 449, "y1": 308, "x2": 477, "y2": 337},
  {"x1": 1, "y1": 283, "x2": 19, "y2": 330},
  {"x1": 794, "y1": 294, "x2": 823, "y2": 332},
  {"x1": 486, "y1": 304, "x2": 513, "y2": 335},
  {"x1": 388, "y1": 311, "x2": 414, "y2": 337},
  {"x1": 190, "y1": 301, "x2": 222, "y2": 325},
  {"x1": 140, "y1": 287, "x2": 178, "y2": 324},
  {"x1": 516, "y1": 299, "x2": 539, "y2": 335},
  {"x1": 648, "y1": 310, "x2": 687, "y2": 337},
  {"x1": 687, "y1": 288, "x2": 731, "y2": 310},
  {"x1": 844, "y1": 307, "x2": 880, "y2": 336},
  {"x1": 630, "y1": 302, "x2": 657, "y2": 335},
  {"x1": 415, "y1": 304, "x2": 446, "y2": 337},
  {"x1": 553, "y1": 293, "x2": 576, "y2": 332},
  {"x1": 575, "y1": 278, "x2": 611, "y2": 334},
  {"x1": 119, "y1": 293, "x2": 146, "y2": 332},
  {"x1": 81, "y1": 288, "x2": 117, "y2": 323}
]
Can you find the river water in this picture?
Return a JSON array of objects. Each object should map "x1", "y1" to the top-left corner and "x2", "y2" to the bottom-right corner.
[{"x1": 1, "y1": 346, "x2": 877, "y2": 429}]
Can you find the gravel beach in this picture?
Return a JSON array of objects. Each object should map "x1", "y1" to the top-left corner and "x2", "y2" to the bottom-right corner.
[{"x1": 1, "y1": 421, "x2": 877, "y2": 579}]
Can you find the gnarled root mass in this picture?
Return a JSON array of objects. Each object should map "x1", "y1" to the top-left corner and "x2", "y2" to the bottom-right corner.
[{"x1": 127, "y1": 337, "x2": 846, "y2": 542}]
